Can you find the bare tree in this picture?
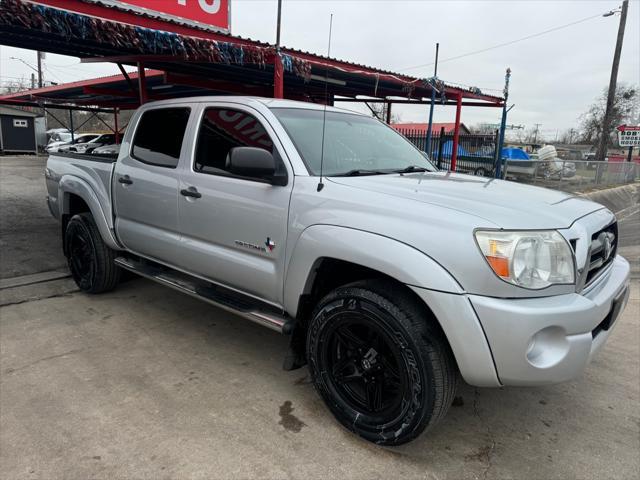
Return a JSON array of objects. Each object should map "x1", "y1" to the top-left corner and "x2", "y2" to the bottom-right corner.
[
  {"x1": 0, "y1": 78, "x2": 30, "y2": 95},
  {"x1": 367, "y1": 103, "x2": 401, "y2": 123},
  {"x1": 469, "y1": 123, "x2": 495, "y2": 134},
  {"x1": 580, "y1": 83, "x2": 637, "y2": 146},
  {"x1": 559, "y1": 128, "x2": 579, "y2": 145}
]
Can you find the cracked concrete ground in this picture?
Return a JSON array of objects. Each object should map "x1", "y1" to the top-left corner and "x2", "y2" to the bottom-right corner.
[{"x1": 1, "y1": 156, "x2": 639, "y2": 479}]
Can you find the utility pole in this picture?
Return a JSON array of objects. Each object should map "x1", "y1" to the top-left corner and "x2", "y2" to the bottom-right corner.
[
  {"x1": 273, "y1": 0, "x2": 284, "y2": 98},
  {"x1": 275, "y1": 0, "x2": 282, "y2": 48},
  {"x1": 596, "y1": 0, "x2": 629, "y2": 161},
  {"x1": 36, "y1": 51, "x2": 43, "y2": 88},
  {"x1": 30, "y1": 73, "x2": 36, "y2": 89},
  {"x1": 425, "y1": 43, "x2": 439, "y2": 157},
  {"x1": 495, "y1": 67, "x2": 511, "y2": 178},
  {"x1": 533, "y1": 123, "x2": 542, "y2": 144}
]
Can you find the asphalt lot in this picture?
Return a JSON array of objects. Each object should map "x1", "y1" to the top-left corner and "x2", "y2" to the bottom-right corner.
[{"x1": 1, "y1": 155, "x2": 639, "y2": 479}]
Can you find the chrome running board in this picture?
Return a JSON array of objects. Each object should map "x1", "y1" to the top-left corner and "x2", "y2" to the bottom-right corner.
[{"x1": 114, "y1": 256, "x2": 293, "y2": 334}]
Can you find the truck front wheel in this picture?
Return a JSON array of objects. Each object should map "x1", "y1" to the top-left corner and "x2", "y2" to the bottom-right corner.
[
  {"x1": 64, "y1": 213, "x2": 120, "y2": 293},
  {"x1": 306, "y1": 280, "x2": 458, "y2": 445}
]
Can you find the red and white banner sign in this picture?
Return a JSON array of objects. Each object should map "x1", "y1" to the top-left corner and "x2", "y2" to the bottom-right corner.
[
  {"x1": 116, "y1": 0, "x2": 229, "y2": 30},
  {"x1": 31, "y1": 0, "x2": 230, "y2": 32},
  {"x1": 617, "y1": 124, "x2": 640, "y2": 148}
]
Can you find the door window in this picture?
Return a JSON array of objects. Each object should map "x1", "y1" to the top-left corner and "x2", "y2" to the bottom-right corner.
[
  {"x1": 132, "y1": 108, "x2": 190, "y2": 168},
  {"x1": 194, "y1": 108, "x2": 285, "y2": 178}
]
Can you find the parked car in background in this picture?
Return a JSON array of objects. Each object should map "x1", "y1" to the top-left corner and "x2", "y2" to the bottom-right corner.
[
  {"x1": 45, "y1": 132, "x2": 72, "y2": 152},
  {"x1": 91, "y1": 143, "x2": 121, "y2": 157},
  {"x1": 46, "y1": 133, "x2": 99, "y2": 153},
  {"x1": 60, "y1": 133, "x2": 116, "y2": 154},
  {"x1": 439, "y1": 140, "x2": 495, "y2": 176},
  {"x1": 46, "y1": 128, "x2": 70, "y2": 139}
]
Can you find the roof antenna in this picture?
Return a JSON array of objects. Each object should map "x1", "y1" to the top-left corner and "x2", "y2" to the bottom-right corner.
[{"x1": 317, "y1": 13, "x2": 333, "y2": 192}]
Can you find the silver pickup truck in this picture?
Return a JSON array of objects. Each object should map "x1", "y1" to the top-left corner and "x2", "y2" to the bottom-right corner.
[{"x1": 45, "y1": 96, "x2": 630, "y2": 445}]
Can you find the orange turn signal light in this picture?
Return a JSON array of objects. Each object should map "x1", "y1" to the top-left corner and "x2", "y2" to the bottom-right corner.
[{"x1": 486, "y1": 255, "x2": 510, "y2": 277}]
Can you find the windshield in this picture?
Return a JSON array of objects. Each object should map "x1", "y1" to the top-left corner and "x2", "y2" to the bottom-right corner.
[
  {"x1": 271, "y1": 108, "x2": 436, "y2": 176},
  {"x1": 72, "y1": 134, "x2": 98, "y2": 144},
  {"x1": 50, "y1": 133, "x2": 72, "y2": 143}
]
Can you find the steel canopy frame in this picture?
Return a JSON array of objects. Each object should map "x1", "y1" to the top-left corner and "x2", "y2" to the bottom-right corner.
[{"x1": 0, "y1": 0, "x2": 506, "y2": 170}]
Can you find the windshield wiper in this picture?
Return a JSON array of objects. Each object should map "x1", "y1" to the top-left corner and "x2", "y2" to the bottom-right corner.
[
  {"x1": 333, "y1": 169, "x2": 388, "y2": 177},
  {"x1": 394, "y1": 165, "x2": 430, "y2": 174}
]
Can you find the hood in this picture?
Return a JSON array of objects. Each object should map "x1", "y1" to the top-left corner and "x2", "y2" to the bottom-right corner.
[{"x1": 328, "y1": 172, "x2": 604, "y2": 229}]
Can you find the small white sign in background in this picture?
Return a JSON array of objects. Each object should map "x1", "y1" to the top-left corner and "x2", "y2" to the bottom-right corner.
[{"x1": 617, "y1": 125, "x2": 640, "y2": 147}]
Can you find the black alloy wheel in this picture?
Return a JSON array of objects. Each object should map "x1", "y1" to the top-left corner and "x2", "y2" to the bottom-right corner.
[
  {"x1": 322, "y1": 318, "x2": 406, "y2": 419},
  {"x1": 65, "y1": 213, "x2": 121, "y2": 293},
  {"x1": 68, "y1": 229, "x2": 95, "y2": 289},
  {"x1": 307, "y1": 280, "x2": 458, "y2": 445}
]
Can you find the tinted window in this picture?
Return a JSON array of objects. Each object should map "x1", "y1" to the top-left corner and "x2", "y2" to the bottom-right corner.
[
  {"x1": 132, "y1": 108, "x2": 190, "y2": 168},
  {"x1": 195, "y1": 108, "x2": 284, "y2": 178}
]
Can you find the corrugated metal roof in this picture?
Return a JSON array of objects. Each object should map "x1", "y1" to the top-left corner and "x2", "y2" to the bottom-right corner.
[
  {"x1": 392, "y1": 122, "x2": 470, "y2": 133},
  {"x1": 0, "y1": 70, "x2": 164, "y2": 100},
  {"x1": 73, "y1": 0, "x2": 503, "y2": 102},
  {"x1": 1, "y1": 1, "x2": 504, "y2": 105},
  {"x1": 0, "y1": 105, "x2": 42, "y2": 117}
]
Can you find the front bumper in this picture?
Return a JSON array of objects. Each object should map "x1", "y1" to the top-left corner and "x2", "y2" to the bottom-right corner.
[{"x1": 469, "y1": 255, "x2": 630, "y2": 386}]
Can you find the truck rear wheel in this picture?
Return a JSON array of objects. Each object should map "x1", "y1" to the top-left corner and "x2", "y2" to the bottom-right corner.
[
  {"x1": 306, "y1": 280, "x2": 458, "y2": 445},
  {"x1": 65, "y1": 213, "x2": 120, "y2": 293}
]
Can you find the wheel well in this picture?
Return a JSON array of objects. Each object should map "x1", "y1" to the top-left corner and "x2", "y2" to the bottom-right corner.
[
  {"x1": 61, "y1": 193, "x2": 90, "y2": 255},
  {"x1": 284, "y1": 257, "x2": 452, "y2": 371},
  {"x1": 296, "y1": 258, "x2": 384, "y2": 320}
]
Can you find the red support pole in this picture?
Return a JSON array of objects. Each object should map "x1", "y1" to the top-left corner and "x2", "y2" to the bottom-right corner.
[
  {"x1": 114, "y1": 107, "x2": 119, "y2": 144},
  {"x1": 451, "y1": 93, "x2": 462, "y2": 172},
  {"x1": 273, "y1": 53, "x2": 284, "y2": 99},
  {"x1": 137, "y1": 63, "x2": 148, "y2": 104}
]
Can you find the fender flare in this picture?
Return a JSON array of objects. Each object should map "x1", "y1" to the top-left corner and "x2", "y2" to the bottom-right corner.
[
  {"x1": 58, "y1": 175, "x2": 121, "y2": 250},
  {"x1": 283, "y1": 225, "x2": 463, "y2": 315}
]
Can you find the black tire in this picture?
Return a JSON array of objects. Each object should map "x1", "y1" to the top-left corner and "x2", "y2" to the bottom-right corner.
[
  {"x1": 64, "y1": 212, "x2": 121, "y2": 293},
  {"x1": 306, "y1": 280, "x2": 458, "y2": 445},
  {"x1": 474, "y1": 167, "x2": 487, "y2": 177}
]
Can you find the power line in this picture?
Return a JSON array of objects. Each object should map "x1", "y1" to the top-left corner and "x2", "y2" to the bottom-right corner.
[
  {"x1": 398, "y1": 11, "x2": 605, "y2": 72},
  {"x1": 42, "y1": 65, "x2": 64, "y2": 83}
]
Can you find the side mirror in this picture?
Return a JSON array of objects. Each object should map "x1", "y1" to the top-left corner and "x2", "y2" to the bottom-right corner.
[{"x1": 227, "y1": 147, "x2": 284, "y2": 184}]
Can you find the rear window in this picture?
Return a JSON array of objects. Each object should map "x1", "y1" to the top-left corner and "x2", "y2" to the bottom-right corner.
[{"x1": 132, "y1": 108, "x2": 190, "y2": 168}]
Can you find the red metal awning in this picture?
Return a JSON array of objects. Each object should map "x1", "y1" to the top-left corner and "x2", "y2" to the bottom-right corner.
[
  {"x1": 0, "y1": 0, "x2": 503, "y2": 107},
  {"x1": 0, "y1": 0, "x2": 506, "y2": 169}
]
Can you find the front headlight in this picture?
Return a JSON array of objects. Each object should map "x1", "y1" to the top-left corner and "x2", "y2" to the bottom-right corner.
[{"x1": 475, "y1": 230, "x2": 575, "y2": 289}]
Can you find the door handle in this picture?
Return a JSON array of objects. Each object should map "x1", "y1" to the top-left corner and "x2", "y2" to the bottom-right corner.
[
  {"x1": 181, "y1": 187, "x2": 202, "y2": 199},
  {"x1": 118, "y1": 175, "x2": 133, "y2": 185}
]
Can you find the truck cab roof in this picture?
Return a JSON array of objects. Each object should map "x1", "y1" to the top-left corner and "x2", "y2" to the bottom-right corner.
[{"x1": 137, "y1": 95, "x2": 362, "y2": 115}]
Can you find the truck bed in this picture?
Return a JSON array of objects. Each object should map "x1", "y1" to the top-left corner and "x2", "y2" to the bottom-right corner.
[{"x1": 45, "y1": 151, "x2": 117, "y2": 229}]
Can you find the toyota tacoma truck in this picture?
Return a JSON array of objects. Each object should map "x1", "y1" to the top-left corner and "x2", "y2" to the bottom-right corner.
[{"x1": 45, "y1": 97, "x2": 630, "y2": 445}]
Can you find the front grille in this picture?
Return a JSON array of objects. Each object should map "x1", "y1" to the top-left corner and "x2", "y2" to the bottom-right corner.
[{"x1": 585, "y1": 222, "x2": 617, "y2": 286}]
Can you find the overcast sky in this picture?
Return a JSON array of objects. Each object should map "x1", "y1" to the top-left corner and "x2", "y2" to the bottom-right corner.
[{"x1": 1, "y1": 0, "x2": 638, "y2": 139}]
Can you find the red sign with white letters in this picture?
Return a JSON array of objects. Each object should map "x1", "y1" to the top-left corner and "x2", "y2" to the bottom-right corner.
[
  {"x1": 116, "y1": 0, "x2": 229, "y2": 30},
  {"x1": 617, "y1": 124, "x2": 640, "y2": 147}
]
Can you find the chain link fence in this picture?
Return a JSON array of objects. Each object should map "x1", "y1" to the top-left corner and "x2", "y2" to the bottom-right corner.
[
  {"x1": 396, "y1": 129, "x2": 638, "y2": 192},
  {"x1": 503, "y1": 159, "x2": 639, "y2": 193}
]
